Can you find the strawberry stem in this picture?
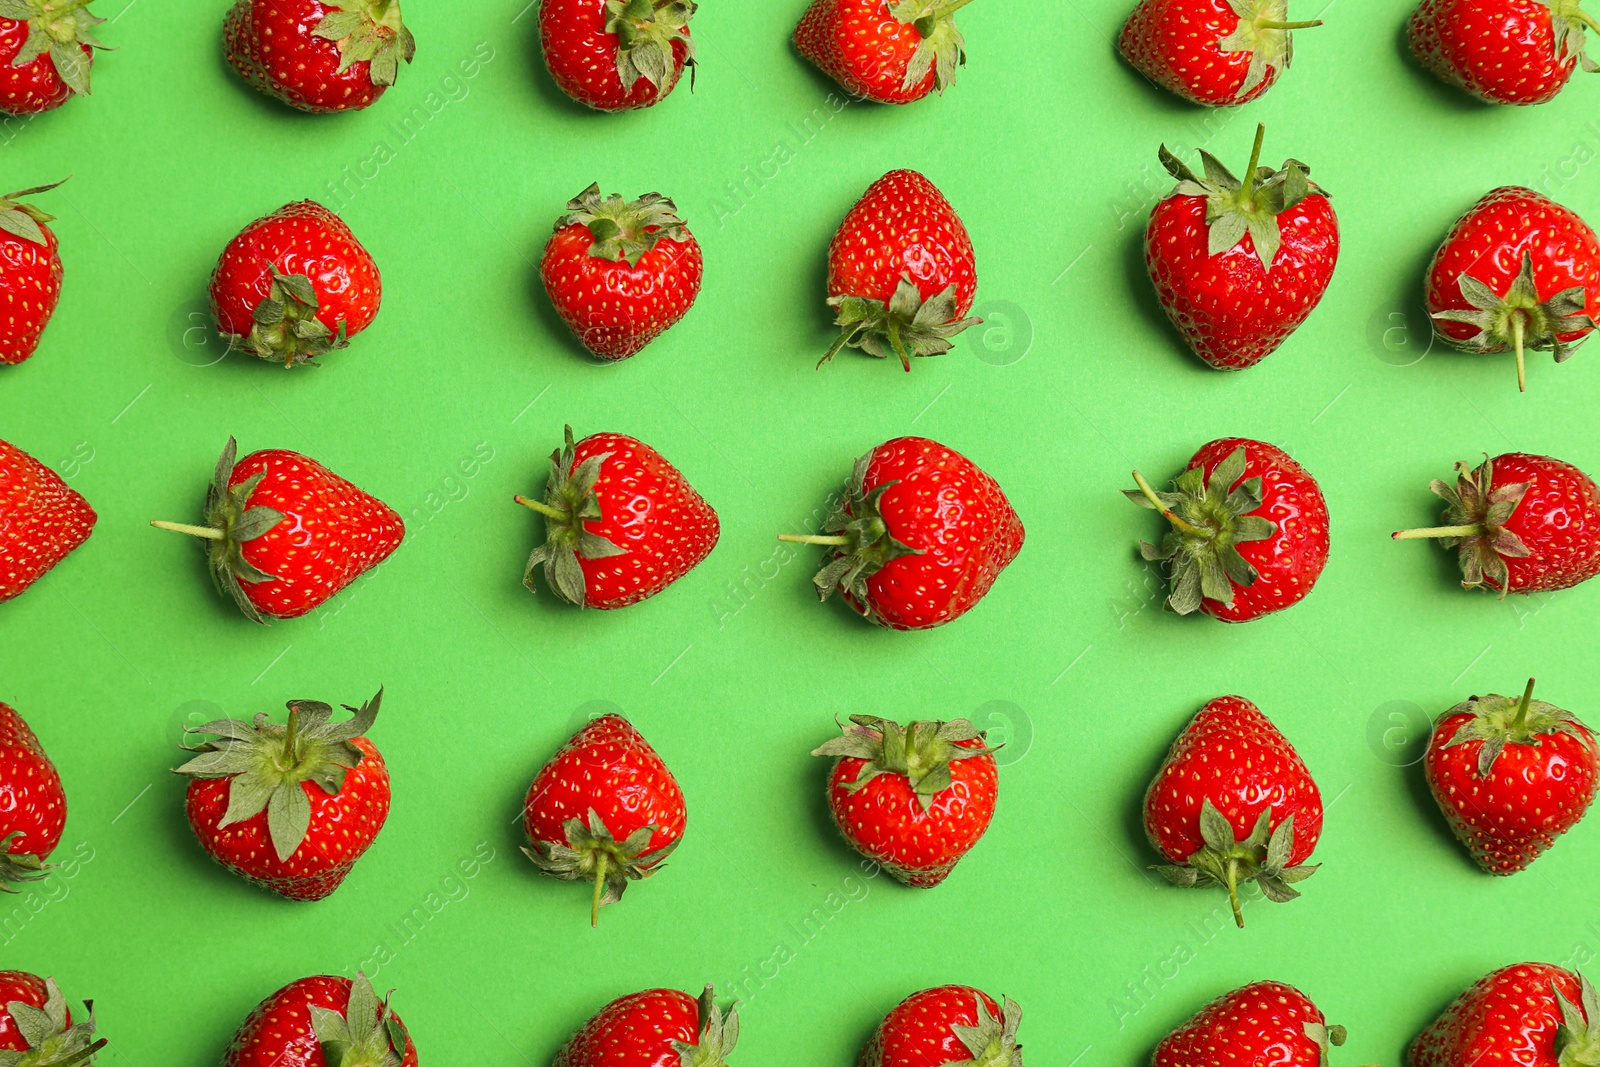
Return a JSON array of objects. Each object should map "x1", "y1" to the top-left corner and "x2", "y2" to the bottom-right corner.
[
  {"x1": 779, "y1": 534, "x2": 851, "y2": 545},
  {"x1": 1240, "y1": 124, "x2": 1267, "y2": 199},
  {"x1": 1512, "y1": 678, "x2": 1536, "y2": 732},
  {"x1": 1512, "y1": 311, "x2": 1527, "y2": 393},
  {"x1": 590, "y1": 852, "x2": 609, "y2": 929},
  {"x1": 1224, "y1": 858, "x2": 1245, "y2": 928},
  {"x1": 55, "y1": 1039, "x2": 107, "y2": 1067},
  {"x1": 1390, "y1": 524, "x2": 1484, "y2": 540},
  {"x1": 514, "y1": 495, "x2": 568, "y2": 521},
  {"x1": 1255, "y1": 18, "x2": 1323, "y2": 28},
  {"x1": 1131, "y1": 471, "x2": 1212, "y2": 539},
  {"x1": 150, "y1": 520, "x2": 225, "y2": 541}
]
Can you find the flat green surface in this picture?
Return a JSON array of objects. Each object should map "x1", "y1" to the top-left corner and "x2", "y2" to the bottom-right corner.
[{"x1": 4, "y1": 0, "x2": 1600, "y2": 1063}]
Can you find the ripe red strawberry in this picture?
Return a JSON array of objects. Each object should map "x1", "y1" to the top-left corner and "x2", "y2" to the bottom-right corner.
[
  {"x1": 540, "y1": 185, "x2": 703, "y2": 361},
  {"x1": 1413, "y1": 963, "x2": 1597, "y2": 1067},
  {"x1": 523, "y1": 714, "x2": 685, "y2": 926},
  {"x1": 209, "y1": 201, "x2": 383, "y2": 368},
  {"x1": 1156, "y1": 982, "x2": 1352, "y2": 1067},
  {"x1": 1408, "y1": 0, "x2": 1596, "y2": 105},
  {"x1": 0, "y1": 972, "x2": 104, "y2": 1065},
  {"x1": 516, "y1": 426, "x2": 718, "y2": 609},
  {"x1": 224, "y1": 0, "x2": 415, "y2": 114},
  {"x1": 795, "y1": 0, "x2": 974, "y2": 105},
  {"x1": 1425, "y1": 187, "x2": 1598, "y2": 391},
  {"x1": 539, "y1": 0, "x2": 695, "y2": 112},
  {"x1": 861, "y1": 987, "x2": 1022, "y2": 1066},
  {"x1": 0, "y1": 702, "x2": 66, "y2": 892},
  {"x1": 0, "y1": 180, "x2": 67, "y2": 366},
  {"x1": 177, "y1": 689, "x2": 390, "y2": 902},
  {"x1": 1120, "y1": 0, "x2": 1320, "y2": 105},
  {"x1": 555, "y1": 986, "x2": 736, "y2": 1066},
  {"x1": 820, "y1": 170, "x2": 979, "y2": 370},
  {"x1": 814, "y1": 716, "x2": 998, "y2": 888},
  {"x1": 1423, "y1": 679, "x2": 1598, "y2": 874},
  {"x1": 1145, "y1": 696, "x2": 1323, "y2": 927},
  {"x1": 1127, "y1": 438, "x2": 1329, "y2": 622},
  {"x1": 0, "y1": 1, "x2": 108, "y2": 116},
  {"x1": 0, "y1": 438, "x2": 95, "y2": 604},
  {"x1": 1392, "y1": 453, "x2": 1600, "y2": 594},
  {"x1": 782, "y1": 437, "x2": 1023, "y2": 630},
  {"x1": 225, "y1": 972, "x2": 417, "y2": 1067}
]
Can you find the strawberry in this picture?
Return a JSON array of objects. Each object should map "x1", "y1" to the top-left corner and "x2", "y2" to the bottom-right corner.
[
  {"x1": 0, "y1": 180, "x2": 66, "y2": 366},
  {"x1": 1425, "y1": 187, "x2": 1598, "y2": 391},
  {"x1": 225, "y1": 972, "x2": 417, "y2": 1067},
  {"x1": 1408, "y1": 0, "x2": 1597, "y2": 105},
  {"x1": 523, "y1": 714, "x2": 685, "y2": 926},
  {"x1": 0, "y1": 972, "x2": 104, "y2": 1066},
  {"x1": 814, "y1": 716, "x2": 997, "y2": 888},
  {"x1": 819, "y1": 169, "x2": 979, "y2": 370},
  {"x1": 151, "y1": 437, "x2": 405, "y2": 623},
  {"x1": 540, "y1": 184, "x2": 703, "y2": 361},
  {"x1": 224, "y1": 0, "x2": 414, "y2": 114},
  {"x1": 0, "y1": 437, "x2": 95, "y2": 604},
  {"x1": 1156, "y1": 982, "x2": 1353, "y2": 1067},
  {"x1": 1424, "y1": 679, "x2": 1598, "y2": 874},
  {"x1": 539, "y1": 0, "x2": 695, "y2": 112},
  {"x1": 781, "y1": 436, "x2": 1023, "y2": 630},
  {"x1": 1413, "y1": 963, "x2": 1599, "y2": 1067},
  {"x1": 1392, "y1": 452, "x2": 1600, "y2": 594},
  {"x1": 0, "y1": 1, "x2": 108, "y2": 116},
  {"x1": 209, "y1": 201, "x2": 383, "y2": 369},
  {"x1": 1120, "y1": 0, "x2": 1320, "y2": 105},
  {"x1": 516, "y1": 426, "x2": 718, "y2": 610},
  {"x1": 0, "y1": 701, "x2": 66, "y2": 892},
  {"x1": 555, "y1": 986, "x2": 736, "y2": 1066},
  {"x1": 1145, "y1": 696, "x2": 1323, "y2": 927},
  {"x1": 861, "y1": 987, "x2": 1022, "y2": 1067},
  {"x1": 794, "y1": 0, "x2": 974, "y2": 105},
  {"x1": 1126, "y1": 438, "x2": 1329, "y2": 622}
]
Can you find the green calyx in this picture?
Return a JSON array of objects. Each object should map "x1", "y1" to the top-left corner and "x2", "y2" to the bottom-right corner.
[
  {"x1": 1159, "y1": 124, "x2": 1325, "y2": 272},
  {"x1": 604, "y1": 0, "x2": 696, "y2": 93},
  {"x1": 1391, "y1": 454, "x2": 1531, "y2": 594},
  {"x1": 1432, "y1": 251, "x2": 1595, "y2": 392},
  {"x1": 0, "y1": 0, "x2": 110, "y2": 98},
  {"x1": 227, "y1": 267, "x2": 349, "y2": 369},
  {"x1": 517, "y1": 425, "x2": 626, "y2": 608},
  {"x1": 522, "y1": 808, "x2": 679, "y2": 927},
  {"x1": 1155, "y1": 800, "x2": 1318, "y2": 928},
  {"x1": 311, "y1": 0, "x2": 415, "y2": 87},
  {"x1": 0, "y1": 179, "x2": 65, "y2": 247},
  {"x1": 558, "y1": 184, "x2": 690, "y2": 268},
  {"x1": 1125, "y1": 445, "x2": 1277, "y2": 616},
  {"x1": 819, "y1": 277, "x2": 980, "y2": 371},
  {"x1": 885, "y1": 0, "x2": 973, "y2": 94},
  {"x1": 310, "y1": 972, "x2": 408, "y2": 1067},
  {"x1": 1216, "y1": 0, "x2": 1322, "y2": 101},
  {"x1": 174, "y1": 688, "x2": 383, "y2": 863},
  {"x1": 0, "y1": 832, "x2": 48, "y2": 892},
  {"x1": 1304, "y1": 1021, "x2": 1349, "y2": 1067},
  {"x1": 949, "y1": 993, "x2": 1024, "y2": 1067},
  {"x1": 0, "y1": 978, "x2": 105, "y2": 1067},
  {"x1": 1439, "y1": 678, "x2": 1587, "y2": 776},
  {"x1": 813, "y1": 715, "x2": 995, "y2": 811},
  {"x1": 670, "y1": 987, "x2": 738, "y2": 1067},
  {"x1": 1548, "y1": 0, "x2": 1600, "y2": 74},
  {"x1": 1555, "y1": 973, "x2": 1600, "y2": 1067}
]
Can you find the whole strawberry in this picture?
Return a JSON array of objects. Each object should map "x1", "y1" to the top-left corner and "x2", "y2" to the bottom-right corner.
[
  {"x1": 1426, "y1": 187, "x2": 1598, "y2": 391},
  {"x1": 1424, "y1": 679, "x2": 1598, "y2": 873},
  {"x1": 540, "y1": 184, "x2": 702, "y2": 361},
  {"x1": 795, "y1": 0, "x2": 974, "y2": 105},
  {"x1": 177, "y1": 689, "x2": 390, "y2": 902},
  {"x1": 0, "y1": 438, "x2": 96, "y2": 604},
  {"x1": 1392, "y1": 452, "x2": 1600, "y2": 594},
  {"x1": 1156, "y1": 982, "x2": 1352, "y2": 1067},
  {"x1": 225, "y1": 972, "x2": 416, "y2": 1067},
  {"x1": 1146, "y1": 696, "x2": 1322, "y2": 927},
  {"x1": 861, "y1": 987, "x2": 1022, "y2": 1067},
  {"x1": 814, "y1": 716, "x2": 997, "y2": 888},
  {"x1": 555, "y1": 986, "x2": 735, "y2": 1066},
  {"x1": 1409, "y1": 0, "x2": 1596, "y2": 105},
  {"x1": 540, "y1": 0, "x2": 695, "y2": 112},
  {"x1": 1120, "y1": 0, "x2": 1320, "y2": 105},
  {"x1": 0, "y1": 180, "x2": 66, "y2": 366},
  {"x1": 517, "y1": 426, "x2": 718, "y2": 609},
  {"x1": 151, "y1": 437, "x2": 405, "y2": 623},
  {"x1": 0, "y1": 1, "x2": 108, "y2": 116},
  {"x1": 523, "y1": 714, "x2": 686, "y2": 926},
  {"x1": 1147, "y1": 126, "x2": 1338, "y2": 369},
  {"x1": 1412, "y1": 963, "x2": 1597, "y2": 1067},
  {"x1": 0, "y1": 702, "x2": 66, "y2": 891},
  {"x1": 1127, "y1": 438, "x2": 1329, "y2": 622},
  {"x1": 781, "y1": 437, "x2": 1023, "y2": 630},
  {"x1": 820, "y1": 170, "x2": 979, "y2": 370},
  {"x1": 225, "y1": 0, "x2": 415, "y2": 114},
  {"x1": 210, "y1": 201, "x2": 383, "y2": 368},
  {"x1": 0, "y1": 972, "x2": 104, "y2": 1065}
]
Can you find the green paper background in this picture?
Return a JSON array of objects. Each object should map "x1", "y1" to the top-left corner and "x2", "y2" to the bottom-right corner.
[{"x1": 4, "y1": 0, "x2": 1600, "y2": 1062}]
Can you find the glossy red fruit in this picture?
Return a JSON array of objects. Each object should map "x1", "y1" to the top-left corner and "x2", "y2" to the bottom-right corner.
[
  {"x1": 821, "y1": 169, "x2": 979, "y2": 370},
  {"x1": 556, "y1": 986, "x2": 735, "y2": 1067},
  {"x1": 224, "y1": 0, "x2": 415, "y2": 113},
  {"x1": 0, "y1": 702, "x2": 66, "y2": 892},
  {"x1": 0, "y1": 972, "x2": 103, "y2": 1063},
  {"x1": 1393, "y1": 452, "x2": 1600, "y2": 594},
  {"x1": 517, "y1": 426, "x2": 718, "y2": 609},
  {"x1": 1147, "y1": 126, "x2": 1338, "y2": 370},
  {"x1": 1425, "y1": 187, "x2": 1599, "y2": 391},
  {"x1": 209, "y1": 201, "x2": 383, "y2": 368},
  {"x1": 862, "y1": 986, "x2": 1022, "y2": 1066},
  {"x1": 1128, "y1": 438, "x2": 1329, "y2": 622},
  {"x1": 1412, "y1": 963, "x2": 1598, "y2": 1067},
  {"x1": 0, "y1": 2, "x2": 107, "y2": 116},
  {"x1": 523, "y1": 714, "x2": 686, "y2": 925},
  {"x1": 540, "y1": 185, "x2": 703, "y2": 361},
  {"x1": 1408, "y1": 0, "x2": 1595, "y2": 105},
  {"x1": 0, "y1": 181, "x2": 67, "y2": 366},
  {"x1": 225, "y1": 972, "x2": 417, "y2": 1067},
  {"x1": 815, "y1": 716, "x2": 998, "y2": 888},
  {"x1": 152, "y1": 437, "x2": 404, "y2": 623},
  {"x1": 1156, "y1": 982, "x2": 1352, "y2": 1067},
  {"x1": 1146, "y1": 696, "x2": 1323, "y2": 927},
  {"x1": 1120, "y1": 0, "x2": 1320, "y2": 105},
  {"x1": 539, "y1": 0, "x2": 695, "y2": 112},
  {"x1": 783, "y1": 436, "x2": 1024, "y2": 630},
  {"x1": 794, "y1": 0, "x2": 973, "y2": 105},
  {"x1": 0, "y1": 438, "x2": 95, "y2": 603}
]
